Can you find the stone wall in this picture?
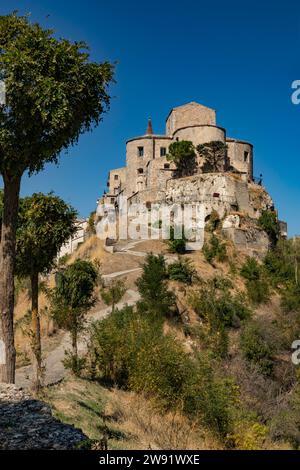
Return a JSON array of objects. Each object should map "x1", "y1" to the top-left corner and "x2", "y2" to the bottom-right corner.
[
  {"x1": 226, "y1": 139, "x2": 253, "y2": 180},
  {"x1": 165, "y1": 173, "x2": 253, "y2": 219},
  {"x1": 166, "y1": 102, "x2": 216, "y2": 135}
]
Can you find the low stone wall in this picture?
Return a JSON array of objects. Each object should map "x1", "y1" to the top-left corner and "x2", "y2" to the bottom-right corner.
[{"x1": 0, "y1": 384, "x2": 87, "y2": 450}]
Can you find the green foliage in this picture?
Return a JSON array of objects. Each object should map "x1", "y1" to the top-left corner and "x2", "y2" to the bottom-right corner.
[
  {"x1": 63, "y1": 350, "x2": 86, "y2": 375},
  {"x1": 87, "y1": 211, "x2": 96, "y2": 235},
  {"x1": 280, "y1": 282, "x2": 300, "y2": 313},
  {"x1": 136, "y1": 254, "x2": 175, "y2": 317},
  {"x1": 189, "y1": 283, "x2": 250, "y2": 359},
  {"x1": 89, "y1": 306, "x2": 237, "y2": 441},
  {"x1": 240, "y1": 257, "x2": 270, "y2": 305},
  {"x1": 240, "y1": 321, "x2": 274, "y2": 376},
  {"x1": 51, "y1": 259, "x2": 98, "y2": 371},
  {"x1": 197, "y1": 141, "x2": 228, "y2": 173},
  {"x1": 101, "y1": 279, "x2": 126, "y2": 312},
  {"x1": 53, "y1": 259, "x2": 98, "y2": 317},
  {"x1": 206, "y1": 210, "x2": 221, "y2": 232},
  {"x1": 203, "y1": 234, "x2": 227, "y2": 264},
  {"x1": 167, "y1": 258, "x2": 196, "y2": 284},
  {"x1": 258, "y1": 210, "x2": 279, "y2": 247},
  {"x1": 167, "y1": 226, "x2": 186, "y2": 254},
  {"x1": 190, "y1": 284, "x2": 251, "y2": 331},
  {"x1": 166, "y1": 140, "x2": 196, "y2": 177},
  {"x1": 240, "y1": 257, "x2": 261, "y2": 281},
  {"x1": 264, "y1": 238, "x2": 300, "y2": 287},
  {"x1": 15, "y1": 193, "x2": 77, "y2": 278},
  {"x1": 0, "y1": 12, "x2": 114, "y2": 177}
]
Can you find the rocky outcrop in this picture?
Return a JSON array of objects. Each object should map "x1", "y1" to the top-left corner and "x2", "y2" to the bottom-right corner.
[{"x1": 0, "y1": 384, "x2": 87, "y2": 450}]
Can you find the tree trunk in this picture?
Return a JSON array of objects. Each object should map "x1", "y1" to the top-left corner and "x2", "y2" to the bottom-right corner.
[
  {"x1": 0, "y1": 172, "x2": 21, "y2": 383},
  {"x1": 31, "y1": 272, "x2": 42, "y2": 390},
  {"x1": 72, "y1": 328, "x2": 78, "y2": 359}
]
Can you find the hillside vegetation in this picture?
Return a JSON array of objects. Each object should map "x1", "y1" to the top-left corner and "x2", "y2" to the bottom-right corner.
[{"x1": 14, "y1": 225, "x2": 300, "y2": 450}]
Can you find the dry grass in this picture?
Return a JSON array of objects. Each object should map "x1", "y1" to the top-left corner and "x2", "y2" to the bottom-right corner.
[{"x1": 44, "y1": 376, "x2": 214, "y2": 450}]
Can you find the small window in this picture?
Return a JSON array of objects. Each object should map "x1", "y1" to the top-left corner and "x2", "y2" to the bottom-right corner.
[
  {"x1": 138, "y1": 146, "x2": 144, "y2": 157},
  {"x1": 160, "y1": 147, "x2": 167, "y2": 157},
  {"x1": 244, "y1": 151, "x2": 249, "y2": 162},
  {"x1": 137, "y1": 168, "x2": 143, "y2": 175},
  {"x1": 110, "y1": 197, "x2": 115, "y2": 204},
  {"x1": 164, "y1": 163, "x2": 170, "y2": 169},
  {"x1": 114, "y1": 174, "x2": 119, "y2": 180}
]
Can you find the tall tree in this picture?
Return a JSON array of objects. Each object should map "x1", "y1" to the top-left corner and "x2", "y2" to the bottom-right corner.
[
  {"x1": 15, "y1": 193, "x2": 77, "y2": 389},
  {"x1": 51, "y1": 260, "x2": 98, "y2": 370},
  {"x1": 136, "y1": 254, "x2": 175, "y2": 317},
  {"x1": 0, "y1": 13, "x2": 113, "y2": 382},
  {"x1": 166, "y1": 140, "x2": 197, "y2": 177},
  {"x1": 197, "y1": 141, "x2": 228, "y2": 173}
]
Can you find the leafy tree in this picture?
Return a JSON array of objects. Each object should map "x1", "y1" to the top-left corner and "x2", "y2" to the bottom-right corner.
[
  {"x1": 101, "y1": 279, "x2": 126, "y2": 313},
  {"x1": 166, "y1": 140, "x2": 196, "y2": 177},
  {"x1": 197, "y1": 141, "x2": 228, "y2": 173},
  {"x1": 0, "y1": 13, "x2": 113, "y2": 382},
  {"x1": 258, "y1": 210, "x2": 279, "y2": 247},
  {"x1": 51, "y1": 260, "x2": 98, "y2": 373},
  {"x1": 15, "y1": 193, "x2": 77, "y2": 389},
  {"x1": 136, "y1": 254, "x2": 175, "y2": 317}
]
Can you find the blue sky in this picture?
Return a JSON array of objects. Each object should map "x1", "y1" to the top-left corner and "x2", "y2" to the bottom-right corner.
[{"x1": 1, "y1": 0, "x2": 300, "y2": 235}]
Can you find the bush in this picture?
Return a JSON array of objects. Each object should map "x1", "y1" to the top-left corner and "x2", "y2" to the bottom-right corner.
[
  {"x1": 88, "y1": 306, "x2": 237, "y2": 441},
  {"x1": 203, "y1": 234, "x2": 227, "y2": 264},
  {"x1": 190, "y1": 284, "x2": 251, "y2": 330},
  {"x1": 63, "y1": 350, "x2": 86, "y2": 376},
  {"x1": 258, "y1": 210, "x2": 279, "y2": 247},
  {"x1": 240, "y1": 258, "x2": 270, "y2": 305},
  {"x1": 264, "y1": 240, "x2": 295, "y2": 287},
  {"x1": 281, "y1": 282, "x2": 300, "y2": 313},
  {"x1": 240, "y1": 322, "x2": 274, "y2": 376},
  {"x1": 189, "y1": 285, "x2": 251, "y2": 359},
  {"x1": 167, "y1": 226, "x2": 186, "y2": 254},
  {"x1": 206, "y1": 210, "x2": 221, "y2": 232},
  {"x1": 240, "y1": 257, "x2": 261, "y2": 281},
  {"x1": 167, "y1": 258, "x2": 197, "y2": 284}
]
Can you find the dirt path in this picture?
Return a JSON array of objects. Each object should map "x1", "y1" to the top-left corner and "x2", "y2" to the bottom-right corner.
[
  {"x1": 15, "y1": 289, "x2": 140, "y2": 389},
  {"x1": 15, "y1": 240, "x2": 175, "y2": 390}
]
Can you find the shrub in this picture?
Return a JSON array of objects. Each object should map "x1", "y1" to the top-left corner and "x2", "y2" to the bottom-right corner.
[
  {"x1": 167, "y1": 258, "x2": 197, "y2": 284},
  {"x1": 206, "y1": 210, "x2": 221, "y2": 232},
  {"x1": 203, "y1": 234, "x2": 227, "y2": 264},
  {"x1": 189, "y1": 285, "x2": 250, "y2": 358},
  {"x1": 167, "y1": 226, "x2": 186, "y2": 254},
  {"x1": 240, "y1": 257, "x2": 261, "y2": 281},
  {"x1": 190, "y1": 285, "x2": 251, "y2": 330},
  {"x1": 240, "y1": 322, "x2": 274, "y2": 376},
  {"x1": 101, "y1": 279, "x2": 126, "y2": 313},
  {"x1": 258, "y1": 210, "x2": 279, "y2": 247},
  {"x1": 136, "y1": 253, "x2": 175, "y2": 317},
  {"x1": 263, "y1": 240, "x2": 295, "y2": 287},
  {"x1": 240, "y1": 257, "x2": 270, "y2": 305},
  {"x1": 88, "y1": 306, "x2": 237, "y2": 442},
  {"x1": 281, "y1": 282, "x2": 300, "y2": 313}
]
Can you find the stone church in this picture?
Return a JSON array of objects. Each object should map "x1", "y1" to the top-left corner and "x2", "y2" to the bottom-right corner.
[{"x1": 97, "y1": 101, "x2": 287, "y2": 254}]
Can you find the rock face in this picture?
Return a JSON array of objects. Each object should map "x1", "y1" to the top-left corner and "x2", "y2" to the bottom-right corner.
[{"x1": 0, "y1": 384, "x2": 87, "y2": 450}]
